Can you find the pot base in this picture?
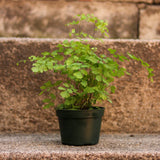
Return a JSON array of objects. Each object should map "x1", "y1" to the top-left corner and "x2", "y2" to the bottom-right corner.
[{"x1": 56, "y1": 107, "x2": 104, "y2": 146}]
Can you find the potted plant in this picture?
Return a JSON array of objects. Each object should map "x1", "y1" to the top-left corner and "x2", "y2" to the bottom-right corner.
[{"x1": 19, "y1": 14, "x2": 154, "y2": 146}]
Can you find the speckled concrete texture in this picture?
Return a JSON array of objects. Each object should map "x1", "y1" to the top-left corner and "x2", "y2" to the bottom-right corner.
[
  {"x1": 0, "y1": 38, "x2": 160, "y2": 133},
  {"x1": 0, "y1": 133, "x2": 160, "y2": 159}
]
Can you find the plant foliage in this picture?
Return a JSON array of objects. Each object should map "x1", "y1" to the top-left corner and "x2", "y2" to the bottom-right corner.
[{"x1": 24, "y1": 14, "x2": 154, "y2": 110}]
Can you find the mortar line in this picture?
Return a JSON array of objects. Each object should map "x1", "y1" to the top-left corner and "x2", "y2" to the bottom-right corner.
[{"x1": 137, "y1": 6, "x2": 141, "y2": 39}]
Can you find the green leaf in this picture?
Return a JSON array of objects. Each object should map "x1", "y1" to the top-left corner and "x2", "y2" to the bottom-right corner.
[
  {"x1": 54, "y1": 54, "x2": 64, "y2": 61},
  {"x1": 64, "y1": 99, "x2": 73, "y2": 106},
  {"x1": 73, "y1": 56, "x2": 79, "y2": 61},
  {"x1": 80, "y1": 14, "x2": 86, "y2": 20},
  {"x1": 16, "y1": 60, "x2": 27, "y2": 66},
  {"x1": 69, "y1": 32, "x2": 72, "y2": 37},
  {"x1": 63, "y1": 39, "x2": 69, "y2": 44},
  {"x1": 57, "y1": 44, "x2": 63, "y2": 48},
  {"x1": 91, "y1": 67, "x2": 99, "y2": 74},
  {"x1": 96, "y1": 75, "x2": 102, "y2": 81},
  {"x1": 81, "y1": 80, "x2": 87, "y2": 87},
  {"x1": 147, "y1": 68, "x2": 153, "y2": 72},
  {"x1": 63, "y1": 83, "x2": 69, "y2": 88},
  {"x1": 84, "y1": 87, "x2": 95, "y2": 93},
  {"x1": 72, "y1": 29, "x2": 75, "y2": 33},
  {"x1": 43, "y1": 98, "x2": 51, "y2": 103},
  {"x1": 89, "y1": 35, "x2": 94, "y2": 39},
  {"x1": 50, "y1": 93, "x2": 56, "y2": 99},
  {"x1": 65, "y1": 49, "x2": 73, "y2": 55},
  {"x1": 99, "y1": 93, "x2": 107, "y2": 100},
  {"x1": 53, "y1": 80, "x2": 62, "y2": 87},
  {"x1": 71, "y1": 63, "x2": 81, "y2": 70},
  {"x1": 107, "y1": 98, "x2": 112, "y2": 103},
  {"x1": 70, "y1": 41, "x2": 77, "y2": 48},
  {"x1": 51, "y1": 50, "x2": 58, "y2": 56},
  {"x1": 117, "y1": 68, "x2": 126, "y2": 77},
  {"x1": 29, "y1": 56, "x2": 37, "y2": 61},
  {"x1": 64, "y1": 97, "x2": 76, "y2": 106},
  {"x1": 70, "y1": 85, "x2": 78, "y2": 93},
  {"x1": 67, "y1": 89, "x2": 73, "y2": 94},
  {"x1": 43, "y1": 104, "x2": 50, "y2": 109},
  {"x1": 65, "y1": 57, "x2": 74, "y2": 65},
  {"x1": 110, "y1": 86, "x2": 116, "y2": 93},
  {"x1": 60, "y1": 91, "x2": 70, "y2": 98},
  {"x1": 100, "y1": 54, "x2": 106, "y2": 58},
  {"x1": 53, "y1": 64, "x2": 65, "y2": 70},
  {"x1": 40, "y1": 86, "x2": 46, "y2": 90},
  {"x1": 46, "y1": 61, "x2": 54, "y2": 70},
  {"x1": 39, "y1": 91, "x2": 44, "y2": 95},
  {"x1": 70, "y1": 20, "x2": 79, "y2": 25},
  {"x1": 88, "y1": 56, "x2": 98, "y2": 63},
  {"x1": 41, "y1": 52, "x2": 50, "y2": 56},
  {"x1": 58, "y1": 86, "x2": 66, "y2": 90},
  {"x1": 32, "y1": 67, "x2": 39, "y2": 73},
  {"x1": 43, "y1": 102, "x2": 54, "y2": 109},
  {"x1": 150, "y1": 77, "x2": 154, "y2": 83},
  {"x1": 127, "y1": 53, "x2": 139, "y2": 61},
  {"x1": 80, "y1": 69, "x2": 88, "y2": 75},
  {"x1": 73, "y1": 71, "x2": 83, "y2": 79},
  {"x1": 108, "y1": 48, "x2": 116, "y2": 54},
  {"x1": 56, "y1": 104, "x2": 65, "y2": 110},
  {"x1": 102, "y1": 78, "x2": 109, "y2": 86},
  {"x1": 44, "y1": 81, "x2": 53, "y2": 87}
]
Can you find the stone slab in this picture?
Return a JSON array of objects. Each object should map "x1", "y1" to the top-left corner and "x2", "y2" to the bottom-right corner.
[
  {"x1": 0, "y1": 133, "x2": 160, "y2": 159},
  {"x1": 154, "y1": 0, "x2": 160, "y2": 3},
  {"x1": 140, "y1": 6, "x2": 160, "y2": 39},
  {"x1": 96, "y1": 0, "x2": 153, "y2": 3},
  {"x1": 3, "y1": 0, "x2": 153, "y2": 3},
  {"x1": 0, "y1": 1, "x2": 138, "y2": 39},
  {"x1": 0, "y1": 38, "x2": 160, "y2": 133}
]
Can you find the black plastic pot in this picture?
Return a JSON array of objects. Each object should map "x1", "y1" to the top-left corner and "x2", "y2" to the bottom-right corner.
[{"x1": 56, "y1": 107, "x2": 104, "y2": 146}]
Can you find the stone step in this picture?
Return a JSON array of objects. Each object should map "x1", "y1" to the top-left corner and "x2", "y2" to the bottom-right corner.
[
  {"x1": 0, "y1": 133, "x2": 160, "y2": 160},
  {"x1": 0, "y1": 1, "x2": 160, "y2": 39},
  {"x1": 0, "y1": 38, "x2": 160, "y2": 134}
]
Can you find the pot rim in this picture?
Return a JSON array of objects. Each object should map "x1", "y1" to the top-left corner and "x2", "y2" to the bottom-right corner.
[{"x1": 56, "y1": 106, "x2": 105, "y2": 119}]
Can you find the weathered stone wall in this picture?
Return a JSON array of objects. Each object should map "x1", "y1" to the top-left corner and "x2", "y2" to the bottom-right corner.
[
  {"x1": 140, "y1": 5, "x2": 160, "y2": 39},
  {"x1": 0, "y1": 38, "x2": 160, "y2": 133},
  {"x1": 0, "y1": 0, "x2": 159, "y2": 39}
]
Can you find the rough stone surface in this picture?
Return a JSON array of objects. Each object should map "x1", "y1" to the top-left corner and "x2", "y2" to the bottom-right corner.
[
  {"x1": 0, "y1": 1, "x2": 138, "y2": 39},
  {"x1": 0, "y1": 38, "x2": 160, "y2": 133},
  {"x1": 0, "y1": 133, "x2": 160, "y2": 159},
  {"x1": 154, "y1": 0, "x2": 160, "y2": 3},
  {"x1": 101, "y1": 0, "x2": 152, "y2": 3},
  {"x1": 9, "y1": 0, "x2": 153, "y2": 2},
  {"x1": 140, "y1": 6, "x2": 160, "y2": 39}
]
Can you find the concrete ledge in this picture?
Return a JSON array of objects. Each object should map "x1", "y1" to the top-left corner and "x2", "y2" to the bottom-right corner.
[
  {"x1": 0, "y1": 38, "x2": 160, "y2": 133},
  {"x1": 0, "y1": 133, "x2": 160, "y2": 160}
]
